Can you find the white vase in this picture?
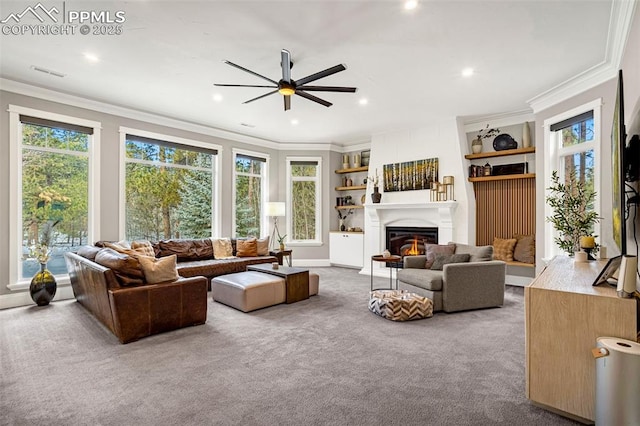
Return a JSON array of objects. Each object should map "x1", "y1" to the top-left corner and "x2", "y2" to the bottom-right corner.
[
  {"x1": 522, "y1": 122, "x2": 531, "y2": 148},
  {"x1": 471, "y1": 138, "x2": 483, "y2": 154}
]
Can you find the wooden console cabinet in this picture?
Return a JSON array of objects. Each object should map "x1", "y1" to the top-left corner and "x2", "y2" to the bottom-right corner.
[{"x1": 525, "y1": 256, "x2": 639, "y2": 423}]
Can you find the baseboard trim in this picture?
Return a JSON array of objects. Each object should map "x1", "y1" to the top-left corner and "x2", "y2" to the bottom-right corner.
[
  {"x1": 0, "y1": 285, "x2": 74, "y2": 310},
  {"x1": 292, "y1": 258, "x2": 331, "y2": 267}
]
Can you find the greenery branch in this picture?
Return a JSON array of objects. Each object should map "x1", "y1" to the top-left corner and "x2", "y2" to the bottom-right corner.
[{"x1": 476, "y1": 124, "x2": 501, "y2": 140}]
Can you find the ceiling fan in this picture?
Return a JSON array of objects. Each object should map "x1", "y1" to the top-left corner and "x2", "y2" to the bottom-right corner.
[{"x1": 214, "y1": 49, "x2": 357, "y2": 111}]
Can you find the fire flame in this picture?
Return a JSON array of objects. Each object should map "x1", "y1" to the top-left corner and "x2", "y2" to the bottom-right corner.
[{"x1": 407, "y1": 239, "x2": 420, "y2": 256}]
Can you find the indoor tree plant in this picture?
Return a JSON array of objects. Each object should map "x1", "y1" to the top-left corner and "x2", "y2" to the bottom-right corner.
[{"x1": 546, "y1": 170, "x2": 600, "y2": 255}]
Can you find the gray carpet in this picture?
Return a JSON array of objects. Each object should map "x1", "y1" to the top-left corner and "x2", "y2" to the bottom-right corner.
[{"x1": 0, "y1": 267, "x2": 578, "y2": 426}]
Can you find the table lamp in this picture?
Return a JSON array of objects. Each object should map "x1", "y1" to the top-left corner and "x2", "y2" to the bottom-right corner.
[{"x1": 266, "y1": 202, "x2": 285, "y2": 250}]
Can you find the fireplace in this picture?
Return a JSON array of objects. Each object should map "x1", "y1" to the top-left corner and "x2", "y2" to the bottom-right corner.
[{"x1": 385, "y1": 226, "x2": 438, "y2": 261}]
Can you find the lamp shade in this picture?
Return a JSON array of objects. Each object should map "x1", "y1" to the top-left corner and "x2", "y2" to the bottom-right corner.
[{"x1": 266, "y1": 202, "x2": 285, "y2": 217}]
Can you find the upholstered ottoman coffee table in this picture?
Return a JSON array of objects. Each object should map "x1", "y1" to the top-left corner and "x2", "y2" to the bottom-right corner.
[
  {"x1": 211, "y1": 271, "x2": 286, "y2": 312},
  {"x1": 368, "y1": 289, "x2": 433, "y2": 321}
]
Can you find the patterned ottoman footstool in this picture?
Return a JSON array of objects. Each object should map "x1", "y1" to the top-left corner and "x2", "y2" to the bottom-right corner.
[{"x1": 368, "y1": 290, "x2": 433, "y2": 321}]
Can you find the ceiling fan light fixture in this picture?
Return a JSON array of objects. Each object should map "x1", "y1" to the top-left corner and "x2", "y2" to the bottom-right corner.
[{"x1": 278, "y1": 86, "x2": 295, "y2": 96}]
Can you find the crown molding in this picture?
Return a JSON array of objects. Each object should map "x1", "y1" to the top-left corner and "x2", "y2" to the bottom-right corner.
[
  {"x1": 463, "y1": 110, "x2": 535, "y2": 133},
  {"x1": 0, "y1": 78, "x2": 298, "y2": 151},
  {"x1": 527, "y1": 0, "x2": 637, "y2": 114}
]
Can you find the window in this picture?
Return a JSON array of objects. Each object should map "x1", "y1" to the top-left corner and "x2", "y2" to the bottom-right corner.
[
  {"x1": 286, "y1": 157, "x2": 322, "y2": 245},
  {"x1": 120, "y1": 129, "x2": 220, "y2": 240},
  {"x1": 8, "y1": 106, "x2": 100, "y2": 289},
  {"x1": 544, "y1": 100, "x2": 601, "y2": 258},
  {"x1": 233, "y1": 150, "x2": 268, "y2": 238}
]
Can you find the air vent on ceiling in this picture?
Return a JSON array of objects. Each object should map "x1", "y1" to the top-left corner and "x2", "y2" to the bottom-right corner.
[{"x1": 31, "y1": 65, "x2": 65, "y2": 78}]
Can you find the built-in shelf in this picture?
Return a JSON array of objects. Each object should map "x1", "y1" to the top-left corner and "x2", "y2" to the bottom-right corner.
[
  {"x1": 335, "y1": 205, "x2": 364, "y2": 210},
  {"x1": 505, "y1": 261, "x2": 535, "y2": 268},
  {"x1": 335, "y1": 166, "x2": 368, "y2": 174},
  {"x1": 465, "y1": 147, "x2": 535, "y2": 160},
  {"x1": 468, "y1": 173, "x2": 535, "y2": 182},
  {"x1": 335, "y1": 185, "x2": 367, "y2": 191}
]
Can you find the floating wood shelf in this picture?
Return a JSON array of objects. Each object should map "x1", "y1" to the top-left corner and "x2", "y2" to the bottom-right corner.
[
  {"x1": 335, "y1": 166, "x2": 368, "y2": 174},
  {"x1": 335, "y1": 185, "x2": 367, "y2": 191},
  {"x1": 335, "y1": 205, "x2": 364, "y2": 210},
  {"x1": 468, "y1": 173, "x2": 535, "y2": 182},
  {"x1": 465, "y1": 147, "x2": 535, "y2": 160}
]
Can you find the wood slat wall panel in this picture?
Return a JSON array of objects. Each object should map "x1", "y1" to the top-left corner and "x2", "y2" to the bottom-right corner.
[{"x1": 474, "y1": 178, "x2": 535, "y2": 245}]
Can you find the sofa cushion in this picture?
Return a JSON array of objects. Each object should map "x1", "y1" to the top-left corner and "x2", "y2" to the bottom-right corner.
[
  {"x1": 431, "y1": 253, "x2": 471, "y2": 270},
  {"x1": 424, "y1": 243, "x2": 455, "y2": 269},
  {"x1": 138, "y1": 254, "x2": 179, "y2": 284},
  {"x1": 94, "y1": 248, "x2": 145, "y2": 286},
  {"x1": 155, "y1": 239, "x2": 214, "y2": 261},
  {"x1": 212, "y1": 238, "x2": 234, "y2": 259},
  {"x1": 396, "y1": 268, "x2": 443, "y2": 291},
  {"x1": 493, "y1": 237, "x2": 517, "y2": 262},
  {"x1": 77, "y1": 245, "x2": 101, "y2": 261},
  {"x1": 256, "y1": 236, "x2": 270, "y2": 256},
  {"x1": 453, "y1": 243, "x2": 493, "y2": 262},
  {"x1": 513, "y1": 234, "x2": 535, "y2": 264},
  {"x1": 236, "y1": 238, "x2": 258, "y2": 257}
]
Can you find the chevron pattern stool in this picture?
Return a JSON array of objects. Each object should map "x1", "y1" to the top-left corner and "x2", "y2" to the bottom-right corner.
[{"x1": 368, "y1": 290, "x2": 433, "y2": 321}]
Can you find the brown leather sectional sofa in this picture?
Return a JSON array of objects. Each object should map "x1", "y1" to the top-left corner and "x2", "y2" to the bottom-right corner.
[{"x1": 65, "y1": 238, "x2": 277, "y2": 343}]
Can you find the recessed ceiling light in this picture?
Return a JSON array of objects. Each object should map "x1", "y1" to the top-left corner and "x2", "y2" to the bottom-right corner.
[
  {"x1": 359, "y1": 98, "x2": 368, "y2": 106},
  {"x1": 462, "y1": 68, "x2": 474, "y2": 77},
  {"x1": 291, "y1": 119, "x2": 299, "y2": 125},
  {"x1": 212, "y1": 94, "x2": 223, "y2": 102},
  {"x1": 83, "y1": 53, "x2": 99, "y2": 63},
  {"x1": 404, "y1": 0, "x2": 418, "y2": 10}
]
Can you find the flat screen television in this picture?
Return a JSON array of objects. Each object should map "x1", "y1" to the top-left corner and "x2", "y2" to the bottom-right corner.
[{"x1": 611, "y1": 69, "x2": 627, "y2": 255}]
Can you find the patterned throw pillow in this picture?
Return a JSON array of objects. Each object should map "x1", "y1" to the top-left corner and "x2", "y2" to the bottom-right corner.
[
  {"x1": 138, "y1": 254, "x2": 179, "y2": 284},
  {"x1": 493, "y1": 237, "x2": 517, "y2": 262},
  {"x1": 212, "y1": 238, "x2": 234, "y2": 259},
  {"x1": 430, "y1": 253, "x2": 471, "y2": 271},
  {"x1": 424, "y1": 243, "x2": 456, "y2": 269},
  {"x1": 513, "y1": 234, "x2": 535, "y2": 264},
  {"x1": 131, "y1": 240, "x2": 155, "y2": 257},
  {"x1": 236, "y1": 238, "x2": 258, "y2": 257}
]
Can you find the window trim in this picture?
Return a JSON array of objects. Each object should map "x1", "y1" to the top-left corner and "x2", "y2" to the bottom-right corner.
[
  {"x1": 231, "y1": 148, "x2": 270, "y2": 238},
  {"x1": 543, "y1": 98, "x2": 602, "y2": 259},
  {"x1": 285, "y1": 156, "x2": 323, "y2": 246},
  {"x1": 8, "y1": 105, "x2": 102, "y2": 291},
  {"x1": 118, "y1": 127, "x2": 222, "y2": 239}
]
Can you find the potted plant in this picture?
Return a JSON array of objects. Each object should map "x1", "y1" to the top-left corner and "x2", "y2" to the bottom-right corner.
[
  {"x1": 368, "y1": 169, "x2": 381, "y2": 203},
  {"x1": 337, "y1": 208, "x2": 354, "y2": 231},
  {"x1": 277, "y1": 233, "x2": 287, "y2": 251},
  {"x1": 472, "y1": 125, "x2": 500, "y2": 154},
  {"x1": 546, "y1": 170, "x2": 600, "y2": 255}
]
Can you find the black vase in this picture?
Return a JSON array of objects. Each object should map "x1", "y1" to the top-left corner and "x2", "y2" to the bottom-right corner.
[
  {"x1": 30, "y1": 263, "x2": 57, "y2": 306},
  {"x1": 371, "y1": 186, "x2": 382, "y2": 204}
]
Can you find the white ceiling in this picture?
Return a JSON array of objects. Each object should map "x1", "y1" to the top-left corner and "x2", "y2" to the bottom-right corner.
[{"x1": 0, "y1": 0, "x2": 618, "y2": 145}]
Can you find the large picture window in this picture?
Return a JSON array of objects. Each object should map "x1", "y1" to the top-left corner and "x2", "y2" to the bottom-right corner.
[
  {"x1": 233, "y1": 150, "x2": 268, "y2": 238},
  {"x1": 9, "y1": 106, "x2": 100, "y2": 287},
  {"x1": 122, "y1": 131, "x2": 218, "y2": 240},
  {"x1": 286, "y1": 157, "x2": 322, "y2": 245}
]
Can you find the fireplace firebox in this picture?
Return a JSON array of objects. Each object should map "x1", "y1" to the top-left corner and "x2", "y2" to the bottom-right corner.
[{"x1": 385, "y1": 226, "x2": 438, "y2": 264}]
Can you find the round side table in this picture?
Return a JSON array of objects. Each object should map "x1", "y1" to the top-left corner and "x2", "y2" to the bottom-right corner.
[{"x1": 370, "y1": 255, "x2": 402, "y2": 291}]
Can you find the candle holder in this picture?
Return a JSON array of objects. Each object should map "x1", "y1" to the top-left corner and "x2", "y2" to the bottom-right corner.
[{"x1": 581, "y1": 246, "x2": 596, "y2": 261}]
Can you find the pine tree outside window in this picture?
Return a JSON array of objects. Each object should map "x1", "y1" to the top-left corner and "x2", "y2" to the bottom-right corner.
[
  {"x1": 122, "y1": 131, "x2": 219, "y2": 240},
  {"x1": 233, "y1": 150, "x2": 268, "y2": 238},
  {"x1": 286, "y1": 157, "x2": 322, "y2": 245}
]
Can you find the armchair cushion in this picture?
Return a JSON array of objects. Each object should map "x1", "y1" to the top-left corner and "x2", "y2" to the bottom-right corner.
[
  {"x1": 396, "y1": 268, "x2": 443, "y2": 291},
  {"x1": 431, "y1": 253, "x2": 470, "y2": 270}
]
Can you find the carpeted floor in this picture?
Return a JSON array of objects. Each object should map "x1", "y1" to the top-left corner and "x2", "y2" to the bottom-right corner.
[{"x1": 0, "y1": 267, "x2": 579, "y2": 426}]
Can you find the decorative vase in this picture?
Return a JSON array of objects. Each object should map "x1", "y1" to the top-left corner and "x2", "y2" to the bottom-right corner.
[
  {"x1": 279, "y1": 242, "x2": 285, "y2": 251},
  {"x1": 30, "y1": 263, "x2": 56, "y2": 306},
  {"x1": 371, "y1": 186, "x2": 382, "y2": 204},
  {"x1": 339, "y1": 219, "x2": 346, "y2": 231},
  {"x1": 471, "y1": 138, "x2": 483, "y2": 154},
  {"x1": 522, "y1": 121, "x2": 531, "y2": 148}
]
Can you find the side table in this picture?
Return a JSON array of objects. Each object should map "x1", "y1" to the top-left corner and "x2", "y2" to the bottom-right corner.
[
  {"x1": 370, "y1": 255, "x2": 401, "y2": 291},
  {"x1": 269, "y1": 249, "x2": 292, "y2": 267}
]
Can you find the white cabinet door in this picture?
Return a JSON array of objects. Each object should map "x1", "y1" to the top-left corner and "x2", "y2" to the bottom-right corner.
[{"x1": 329, "y1": 232, "x2": 364, "y2": 268}]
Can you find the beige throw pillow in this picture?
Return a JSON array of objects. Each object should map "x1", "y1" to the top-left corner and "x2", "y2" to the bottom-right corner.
[
  {"x1": 131, "y1": 240, "x2": 156, "y2": 257},
  {"x1": 513, "y1": 234, "x2": 535, "y2": 264},
  {"x1": 212, "y1": 238, "x2": 234, "y2": 259},
  {"x1": 493, "y1": 237, "x2": 517, "y2": 262},
  {"x1": 138, "y1": 254, "x2": 179, "y2": 284},
  {"x1": 256, "y1": 236, "x2": 270, "y2": 256}
]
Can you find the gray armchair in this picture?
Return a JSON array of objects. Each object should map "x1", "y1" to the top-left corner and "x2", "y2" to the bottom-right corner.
[{"x1": 397, "y1": 243, "x2": 506, "y2": 313}]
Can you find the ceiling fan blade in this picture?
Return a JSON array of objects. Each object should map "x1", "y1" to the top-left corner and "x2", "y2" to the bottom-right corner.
[
  {"x1": 214, "y1": 84, "x2": 277, "y2": 88},
  {"x1": 281, "y1": 49, "x2": 291, "y2": 83},
  {"x1": 295, "y1": 90, "x2": 332, "y2": 107},
  {"x1": 223, "y1": 60, "x2": 278, "y2": 85},
  {"x1": 296, "y1": 85, "x2": 357, "y2": 93},
  {"x1": 295, "y1": 64, "x2": 346, "y2": 86},
  {"x1": 284, "y1": 95, "x2": 291, "y2": 111},
  {"x1": 243, "y1": 90, "x2": 279, "y2": 104}
]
